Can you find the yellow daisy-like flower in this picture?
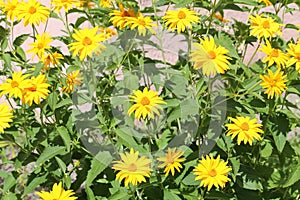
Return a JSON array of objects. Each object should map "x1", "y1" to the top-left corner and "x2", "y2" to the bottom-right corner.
[
  {"x1": 157, "y1": 148, "x2": 186, "y2": 176},
  {"x1": 69, "y1": 26, "x2": 106, "y2": 60},
  {"x1": 42, "y1": 52, "x2": 64, "y2": 70},
  {"x1": 100, "y1": 0, "x2": 114, "y2": 8},
  {"x1": 213, "y1": 13, "x2": 228, "y2": 23},
  {"x1": 125, "y1": 15, "x2": 156, "y2": 36},
  {"x1": 0, "y1": 103, "x2": 13, "y2": 133},
  {"x1": 286, "y1": 42, "x2": 300, "y2": 72},
  {"x1": 190, "y1": 37, "x2": 231, "y2": 76},
  {"x1": 36, "y1": 182, "x2": 77, "y2": 200},
  {"x1": 225, "y1": 116, "x2": 264, "y2": 145},
  {"x1": 22, "y1": 74, "x2": 50, "y2": 106},
  {"x1": 258, "y1": 0, "x2": 272, "y2": 6},
  {"x1": 193, "y1": 155, "x2": 231, "y2": 191},
  {"x1": 109, "y1": 3, "x2": 138, "y2": 30},
  {"x1": 162, "y1": 8, "x2": 199, "y2": 34},
  {"x1": 0, "y1": 0, "x2": 19, "y2": 21},
  {"x1": 27, "y1": 32, "x2": 53, "y2": 59},
  {"x1": 0, "y1": 72, "x2": 31, "y2": 99},
  {"x1": 16, "y1": 0, "x2": 49, "y2": 26},
  {"x1": 128, "y1": 87, "x2": 167, "y2": 120},
  {"x1": 98, "y1": 27, "x2": 117, "y2": 39},
  {"x1": 260, "y1": 69, "x2": 287, "y2": 99},
  {"x1": 112, "y1": 148, "x2": 152, "y2": 187},
  {"x1": 249, "y1": 14, "x2": 282, "y2": 39},
  {"x1": 62, "y1": 70, "x2": 83, "y2": 93},
  {"x1": 260, "y1": 40, "x2": 288, "y2": 68},
  {"x1": 79, "y1": 0, "x2": 96, "y2": 9},
  {"x1": 52, "y1": 0, "x2": 80, "y2": 12}
]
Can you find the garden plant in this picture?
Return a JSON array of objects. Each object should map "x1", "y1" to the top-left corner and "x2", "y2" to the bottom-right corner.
[{"x1": 0, "y1": 0, "x2": 300, "y2": 199}]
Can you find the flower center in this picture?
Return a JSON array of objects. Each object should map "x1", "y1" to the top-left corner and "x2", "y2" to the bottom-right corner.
[
  {"x1": 295, "y1": 53, "x2": 300, "y2": 60},
  {"x1": 28, "y1": 85, "x2": 37, "y2": 92},
  {"x1": 166, "y1": 154, "x2": 174, "y2": 164},
  {"x1": 139, "y1": 19, "x2": 146, "y2": 26},
  {"x1": 208, "y1": 51, "x2": 216, "y2": 59},
  {"x1": 28, "y1": 6, "x2": 36, "y2": 14},
  {"x1": 262, "y1": 20, "x2": 270, "y2": 29},
  {"x1": 11, "y1": 81, "x2": 19, "y2": 88},
  {"x1": 270, "y1": 80, "x2": 277, "y2": 87},
  {"x1": 141, "y1": 97, "x2": 150, "y2": 105},
  {"x1": 209, "y1": 169, "x2": 217, "y2": 177},
  {"x1": 177, "y1": 11, "x2": 186, "y2": 19},
  {"x1": 122, "y1": 11, "x2": 130, "y2": 17},
  {"x1": 271, "y1": 49, "x2": 279, "y2": 57},
  {"x1": 37, "y1": 43, "x2": 44, "y2": 49},
  {"x1": 82, "y1": 37, "x2": 92, "y2": 46},
  {"x1": 240, "y1": 122, "x2": 249, "y2": 131},
  {"x1": 128, "y1": 163, "x2": 137, "y2": 172}
]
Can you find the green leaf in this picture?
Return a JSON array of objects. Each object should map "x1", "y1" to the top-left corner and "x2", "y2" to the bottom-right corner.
[
  {"x1": 36, "y1": 146, "x2": 66, "y2": 165},
  {"x1": 215, "y1": 33, "x2": 239, "y2": 59},
  {"x1": 86, "y1": 151, "x2": 113, "y2": 186},
  {"x1": 182, "y1": 173, "x2": 199, "y2": 186},
  {"x1": 3, "y1": 174, "x2": 16, "y2": 193},
  {"x1": 164, "y1": 189, "x2": 181, "y2": 200},
  {"x1": 13, "y1": 34, "x2": 29, "y2": 47},
  {"x1": 260, "y1": 142, "x2": 273, "y2": 158},
  {"x1": 233, "y1": 0, "x2": 258, "y2": 5},
  {"x1": 230, "y1": 157, "x2": 240, "y2": 181},
  {"x1": 23, "y1": 174, "x2": 47, "y2": 196},
  {"x1": 55, "y1": 156, "x2": 67, "y2": 173},
  {"x1": 283, "y1": 161, "x2": 300, "y2": 188},
  {"x1": 57, "y1": 126, "x2": 71, "y2": 152},
  {"x1": 85, "y1": 186, "x2": 96, "y2": 200},
  {"x1": 272, "y1": 132, "x2": 286, "y2": 153},
  {"x1": 115, "y1": 128, "x2": 142, "y2": 151},
  {"x1": 3, "y1": 53, "x2": 12, "y2": 70}
]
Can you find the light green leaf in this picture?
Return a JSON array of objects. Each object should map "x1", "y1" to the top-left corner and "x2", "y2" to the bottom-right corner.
[
  {"x1": 57, "y1": 126, "x2": 71, "y2": 152},
  {"x1": 86, "y1": 151, "x2": 113, "y2": 186},
  {"x1": 272, "y1": 132, "x2": 286, "y2": 153},
  {"x1": 55, "y1": 156, "x2": 67, "y2": 173},
  {"x1": 36, "y1": 146, "x2": 66, "y2": 165},
  {"x1": 23, "y1": 174, "x2": 47, "y2": 196},
  {"x1": 283, "y1": 162, "x2": 300, "y2": 188},
  {"x1": 164, "y1": 190, "x2": 181, "y2": 200}
]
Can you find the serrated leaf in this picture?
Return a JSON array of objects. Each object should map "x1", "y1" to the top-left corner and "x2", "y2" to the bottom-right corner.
[
  {"x1": 164, "y1": 190, "x2": 181, "y2": 200},
  {"x1": 55, "y1": 156, "x2": 67, "y2": 173},
  {"x1": 272, "y1": 132, "x2": 286, "y2": 153},
  {"x1": 36, "y1": 146, "x2": 66, "y2": 165},
  {"x1": 86, "y1": 151, "x2": 112, "y2": 186},
  {"x1": 23, "y1": 174, "x2": 47, "y2": 196},
  {"x1": 13, "y1": 34, "x2": 29, "y2": 47},
  {"x1": 85, "y1": 186, "x2": 96, "y2": 200},
  {"x1": 283, "y1": 162, "x2": 300, "y2": 188},
  {"x1": 57, "y1": 126, "x2": 71, "y2": 152}
]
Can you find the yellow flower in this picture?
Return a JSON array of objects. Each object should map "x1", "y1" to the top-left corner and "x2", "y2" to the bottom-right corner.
[
  {"x1": 36, "y1": 182, "x2": 77, "y2": 200},
  {"x1": 258, "y1": 0, "x2": 272, "y2": 6},
  {"x1": 225, "y1": 116, "x2": 264, "y2": 145},
  {"x1": 69, "y1": 26, "x2": 106, "y2": 60},
  {"x1": 98, "y1": 27, "x2": 117, "y2": 39},
  {"x1": 52, "y1": 0, "x2": 80, "y2": 12},
  {"x1": 190, "y1": 37, "x2": 231, "y2": 76},
  {"x1": 286, "y1": 42, "x2": 300, "y2": 73},
  {"x1": 128, "y1": 87, "x2": 167, "y2": 120},
  {"x1": 260, "y1": 40, "x2": 288, "y2": 67},
  {"x1": 22, "y1": 74, "x2": 50, "y2": 106},
  {"x1": 249, "y1": 14, "x2": 282, "y2": 39},
  {"x1": 125, "y1": 14, "x2": 156, "y2": 36},
  {"x1": 260, "y1": 69, "x2": 287, "y2": 99},
  {"x1": 162, "y1": 8, "x2": 199, "y2": 34},
  {"x1": 0, "y1": 103, "x2": 13, "y2": 133},
  {"x1": 0, "y1": 72, "x2": 31, "y2": 99},
  {"x1": 100, "y1": 0, "x2": 114, "y2": 8},
  {"x1": 16, "y1": 0, "x2": 49, "y2": 26},
  {"x1": 1, "y1": 0, "x2": 19, "y2": 21},
  {"x1": 79, "y1": 0, "x2": 96, "y2": 9},
  {"x1": 157, "y1": 148, "x2": 186, "y2": 176},
  {"x1": 112, "y1": 148, "x2": 152, "y2": 187},
  {"x1": 62, "y1": 70, "x2": 83, "y2": 93},
  {"x1": 42, "y1": 52, "x2": 64, "y2": 70},
  {"x1": 213, "y1": 13, "x2": 228, "y2": 23},
  {"x1": 27, "y1": 32, "x2": 53, "y2": 59},
  {"x1": 109, "y1": 3, "x2": 138, "y2": 30},
  {"x1": 193, "y1": 155, "x2": 231, "y2": 191}
]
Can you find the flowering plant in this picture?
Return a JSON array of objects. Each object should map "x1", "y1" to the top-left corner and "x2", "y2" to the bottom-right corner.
[{"x1": 0, "y1": 0, "x2": 300, "y2": 199}]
